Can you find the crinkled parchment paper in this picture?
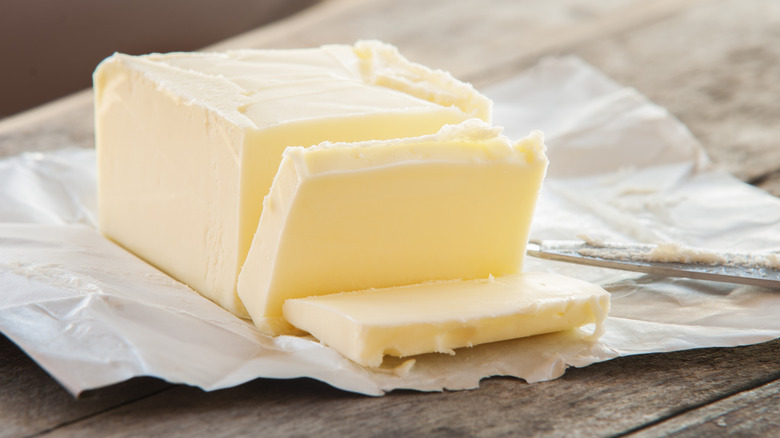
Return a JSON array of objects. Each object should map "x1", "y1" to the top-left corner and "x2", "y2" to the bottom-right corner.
[{"x1": 2, "y1": 57, "x2": 779, "y2": 396}]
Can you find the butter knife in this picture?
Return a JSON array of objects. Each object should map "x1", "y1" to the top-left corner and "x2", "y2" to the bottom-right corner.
[{"x1": 526, "y1": 240, "x2": 780, "y2": 289}]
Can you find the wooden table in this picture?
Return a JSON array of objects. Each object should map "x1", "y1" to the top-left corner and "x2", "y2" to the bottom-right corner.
[{"x1": 2, "y1": 0, "x2": 779, "y2": 436}]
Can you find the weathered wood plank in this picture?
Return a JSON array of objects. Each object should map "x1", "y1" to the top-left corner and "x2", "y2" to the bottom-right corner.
[
  {"x1": 35, "y1": 339, "x2": 780, "y2": 438},
  {"x1": 0, "y1": 90, "x2": 93, "y2": 159},
  {"x1": 628, "y1": 378, "x2": 780, "y2": 437},
  {"x1": 575, "y1": 0, "x2": 780, "y2": 185},
  {"x1": 0, "y1": 334, "x2": 170, "y2": 438}
]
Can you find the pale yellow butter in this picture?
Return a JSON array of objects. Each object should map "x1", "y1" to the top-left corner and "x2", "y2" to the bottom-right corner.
[
  {"x1": 283, "y1": 272, "x2": 610, "y2": 367},
  {"x1": 94, "y1": 42, "x2": 609, "y2": 364},
  {"x1": 94, "y1": 41, "x2": 490, "y2": 317},
  {"x1": 237, "y1": 120, "x2": 548, "y2": 333}
]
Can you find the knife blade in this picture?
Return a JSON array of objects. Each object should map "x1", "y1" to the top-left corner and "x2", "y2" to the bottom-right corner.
[{"x1": 526, "y1": 240, "x2": 780, "y2": 289}]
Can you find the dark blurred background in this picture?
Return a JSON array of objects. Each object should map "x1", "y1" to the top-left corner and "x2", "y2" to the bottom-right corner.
[{"x1": 0, "y1": 0, "x2": 319, "y2": 119}]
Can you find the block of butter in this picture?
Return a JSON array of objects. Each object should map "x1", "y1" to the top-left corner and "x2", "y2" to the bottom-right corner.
[
  {"x1": 237, "y1": 119, "x2": 549, "y2": 334},
  {"x1": 94, "y1": 41, "x2": 608, "y2": 367},
  {"x1": 94, "y1": 41, "x2": 490, "y2": 317},
  {"x1": 283, "y1": 272, "x2": 611, "y2": 367}
]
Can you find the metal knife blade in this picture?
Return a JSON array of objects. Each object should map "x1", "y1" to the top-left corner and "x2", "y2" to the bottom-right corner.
[{"x1": 526, "y1": 240, "x2": 780, "y2": 289}]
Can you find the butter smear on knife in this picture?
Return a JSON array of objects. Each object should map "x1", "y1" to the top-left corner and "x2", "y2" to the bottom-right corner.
[{"x1": 94, "y1": 41, "x2": 609, "y2": 366}]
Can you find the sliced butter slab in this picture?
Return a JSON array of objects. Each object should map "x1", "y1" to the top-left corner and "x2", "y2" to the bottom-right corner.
[
  {"x1": 237, "y1": 120, "x2": 548, "y2": 334},
  {"x1": 94, "y1": 41, "x2": 490, "y2": 317},
  {"x1": 283, "y1": 272, "x2": 610, "y2": 367}
]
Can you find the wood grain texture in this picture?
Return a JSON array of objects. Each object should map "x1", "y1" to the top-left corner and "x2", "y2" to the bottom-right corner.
[
  {"x1": 0, "y1": 91, "x2": 93, "y2": 159},
  {"x1": 574, "y1": 0, "x2": 780, "y2": 187},
  {"x1": 0, "y1": 334, "x2": 170, "y2": 438},
  {"x1": 22, "y1": 339, "x2": 779, "y2": 438},
  {"x1": 629, "y1": 378, "x2": 780, "y2": 437}
]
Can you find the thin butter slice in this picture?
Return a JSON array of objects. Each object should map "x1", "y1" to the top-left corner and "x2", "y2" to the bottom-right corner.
[
  {"x1": 237, "y1": 119, "x2": 548, "y2": 334},
  {"x1": 283, "y1": 272, "x2": 611, "y2": 367},
  {"x1": 93, "y1": 41, "x2": 490, "y2": 317}
]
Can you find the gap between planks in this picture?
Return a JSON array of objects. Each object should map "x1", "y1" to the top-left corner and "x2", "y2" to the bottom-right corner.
[
  {"x1": 616, "y1": 372, "x2": 780, "y2": 437},
  {"x1": 21, "y1": 384, "x2": 174, "y2": 438}
]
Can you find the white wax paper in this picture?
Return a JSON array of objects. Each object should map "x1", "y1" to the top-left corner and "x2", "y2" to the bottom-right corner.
[{"x1": 2, "y1": 56, "x2": 779, "y2": 396}]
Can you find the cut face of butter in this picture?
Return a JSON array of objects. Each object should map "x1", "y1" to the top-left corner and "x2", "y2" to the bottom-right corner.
[
  {"x1": 282, "y1": 272, "x2": 611, "y2": 367},
  {"x1": 237, "y1": 120, "x2": 548, "y2": 334},
  {"x1": 93, "y1": 41, "x2": 490, "y2": 317}
]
